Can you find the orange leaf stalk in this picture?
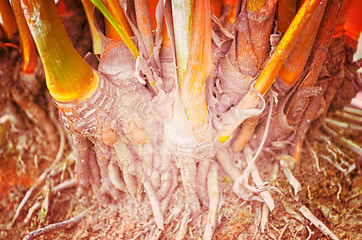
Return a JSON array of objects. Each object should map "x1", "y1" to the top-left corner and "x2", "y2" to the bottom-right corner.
[
  {"x1": 12, "y1": 0, "x2": 38, "y2": 74},
  {"x1": 219, "y1": 0, "x2": 325, "y2": 143},
  {"x1": 277, "y1": 0, "x2": 297, "y2": 33},
  {"x1": 180, "y1": 0, "x2": 212, "y2": 141},
  {"x1": 254, "y1": 0, "x2": 326, "y2": 95},
  {"x1": 0, "y1": 0, "x2": 17, "y2": 38},
  {"x1": 148, "y1": 0, "x2": 158, "y2": 30},
  {"x1": 211, "y1": 0, "x2": 223, "y2": 17},
  {"x1": 222, "y1": 0, "x2": 238, "y2": 23},
  {"x1": 286, "y1": 0, "x2": 344, "y2": 124},
  {"x1": 81, "y1": 0, "x2": 102, "y2": 54},
  {"x1": 277, "y1": 0, "x2": 327, "y2": 86},
  {"x1": 135, "y1": 0, "x2": 154, "y2": 56},
  {"x1": 172, "y1": 0, "x2": 195, "y2": 84},
  {"x1": 344, "y1": 0, "x2": 362, "y2": 48},
  {"x1": 332, "y1": 0, "x2": 348, "y2": 38},
  {"x1": 21, "y1": 0, "x2": 98, "y2": 102},
  {"x1": 102, "y1": 0, "x2": 133, "y2": 40}
]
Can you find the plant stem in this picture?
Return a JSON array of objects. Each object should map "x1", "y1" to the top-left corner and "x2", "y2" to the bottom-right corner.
[
  {"x1": 180, "y1": 0, "x2": 212, "y2": 141},
  {"x1": 277, "y1": 0, "x2": 327, "y2": 86},
  {"x1": 254, "y1": 0, "x2": 325, "y2": 95},
  {"x1": 21, "y1": 0, "x2": 99, "y2": 102},
  {"x1": 0, "y1": 0, "x2": 17, "y2": 38},
  {"x1": 81, "y1": 0, "x2": 102, "y2": 54},
  {"x1": 11, "y1": 0, "x2": 38, "y2": 74},
  {"x1": 172, "y1": 0, "x2": 195, "y2": 84},
  {"x1": 135, "y1": 0, "x2": 154, "y2": 56},
  {"x1": 277, "y1": 0, "x2": 297, "y2": 33}
]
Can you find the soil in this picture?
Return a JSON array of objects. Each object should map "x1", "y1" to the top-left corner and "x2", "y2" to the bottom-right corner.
[{"x1": 0, "y1": 110, "x2": 361, "y2": 239}]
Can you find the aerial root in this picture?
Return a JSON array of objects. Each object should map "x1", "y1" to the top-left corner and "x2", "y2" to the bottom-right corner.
[
  {"x1": 108, "y1": 161, "x2": 127, "y2": 192},
  {"x1": 88, "y1": 147, "x2": 111, "y2": 205},
  {"x1": 161, "y1": 167, "x2": 178, "y2": 212},
  {"x1": 122, "y1": 170, "x2": 140, "y2": 198},
  {"x1": 196, "y1": 159, "x2": 211, "y2": 208},
  {"x1": 299, "y1": 205, "x2": 339, "y2": 240},
  {"x1": 157, "y1": 155, "x2": 173, "y2": 199},
  {"x1": 144, "y1": 180, "x2": 164, "y2": 230},
  {"x1": 203, "y1": 161, "x2": 219, "y2": 240},
  {"x1": 71, "y1": 135, "x2": 92, "y2": 188},
  {"x1": 232, "y1": 116, "x2": 260, "y2": 153},
  {"x1": 157, "y1": 170, "x2": 172, "y2": 199},
  {"x1": 215, "y1": 147, "x2": 242, "y2": 182},
  {"x1": 22, "y1": 207, "x2": 91, "y2": 240},
  {"x1": 178, "y1": 157, "x2": 201, "y2": 217},
  {"x1": 94, "y1": 141, "x2": 123, "y2": 201}
]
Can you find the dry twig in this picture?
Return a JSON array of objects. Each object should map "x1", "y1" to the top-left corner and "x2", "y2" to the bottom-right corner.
[
  {"x1": 22, "y1": 208, "x2": 90, "y2": 240},
  {"x1": 299, "y1": 205, "x2": 339, "y2": 240}
]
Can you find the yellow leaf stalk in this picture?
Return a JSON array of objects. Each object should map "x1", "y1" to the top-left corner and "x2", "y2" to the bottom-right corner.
[
  {"x1": 135, "y1": 0, "x2": 154, "y2": 56},
  {"x1": 247, "y1": 0, "x2": 269, "y2": 11},
  {"x1": 254, "y1": 0, "x2": 326, "y2": 95},
  {"x1": 180, "y1": 0, "x2": 212, "y2": 141},
  {"x1": 172, "y1": 0, "x2": 195, "y2": 84},
  {"x1": 11, "y1": 0, "x2": 38, "y2": 74},
  {"x1": 277, "y1": 0, "x2": 327, "y2": 86},
  {"x1": 0, "y1": 0, "x2": 17, "y2": 38},
  {"x1": 21, "y1": 0, "x2": 98, "y2": 102},
  {"x1": 81, "y1": 0, "x2": 102, "y2": 54},
  {"x1": 220, "y1": 0, "x2": 326, "y2": 142}
]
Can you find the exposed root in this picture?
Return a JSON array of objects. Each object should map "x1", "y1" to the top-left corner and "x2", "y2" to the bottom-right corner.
[
  {"x1": 203, "y1": 161, "x2": 219, "y2": 240},
  {"x1": 232, "y1": 95, "x2": 277, "y2": 209},
  {"x1": 243, "y1": 145, "x2": 275, "y2": 211},
  {"x1": 108, "y1": 161, "x2": 127, "y2": 192},
  {"x1": 88, "y1": 147, "x2": 111, "y2": 205},
  {"x1": 22, "y1": 207, "x2": 91, "y2": 240},
  {"x1": 232, "y1": 116, "x2": 259, "y2": 153},
  {"x1": 321, "y1": 123, "x2": 362, "y2": 156},
  {"x1": 305, "y1": 140, "x2": 321, "y2": 172},
  {"x1": 144, "y1": 180, "x2": 164, "y2": 230},
  {"x1": 215, "y1": 147, "x2": 242, "y2": 182},
  {"x1": 276, "y1": 155, "x2": 301, "y2": 196},
  {"x1": 157, "y1": 154, "x2": 173, "y2": 200},
  {"x1": 325, "y1": 117, "x2": 362, "y2": 132},
  {"x1": 24, "y1": 202, "x2": 41, "y2": 225},
  {"x1": 52, "y1": 178, "x2": 77, "y2": 193},
  {"x1": 161, "y1": 167, "x2": 178, "y2": 212},
  {"x1": 94, "y1": 140, "x2": 122, "y2": 201},
  {"x1": 196, "y1": 158, "x2": 211, "y2": 208},
  {"x1": 177, "y1": 157, "x2": 201, "y2": 217},
  {"x1": 71, "y1": 135, "x2": 91, "y2": 188},
  {"x1": 260, "y1": 203, "x2": 269, "y2": 233},
  {"x1": 299, "y1": 205, "x2": 339, "y2": 240},
  {"x1": 333, "y1": 110, "x2": 362, "y2": 124},
  {"x1": 175, "y1": 206, "x2": 191, "y2": 240}
]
